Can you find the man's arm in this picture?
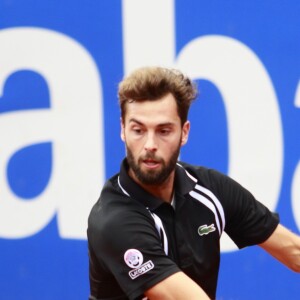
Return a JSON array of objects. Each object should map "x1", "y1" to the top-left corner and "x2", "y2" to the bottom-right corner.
[
  {"x1": 144, "y1": 271, "x2": 210, "y2": 300},
  {"x1": 259, "y1": 224, "x2": 300, "y2": 272}
]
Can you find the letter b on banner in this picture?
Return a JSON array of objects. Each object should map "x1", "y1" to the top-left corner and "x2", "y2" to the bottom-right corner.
[{"x1": 176, "y1": 36, "x2": 283, "y2": 251}]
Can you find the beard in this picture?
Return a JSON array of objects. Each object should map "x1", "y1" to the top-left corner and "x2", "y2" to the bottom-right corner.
[{"x1": 126, "y1": 142, "x2": 181, "y2": 186}]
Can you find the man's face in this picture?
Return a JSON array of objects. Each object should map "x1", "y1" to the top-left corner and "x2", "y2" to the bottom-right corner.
[{"x1": 121, "y1": 93, "x2": 190, "y2": 186}]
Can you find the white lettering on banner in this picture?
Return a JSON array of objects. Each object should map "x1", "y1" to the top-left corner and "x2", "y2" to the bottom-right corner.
[
  {"x1": 0, "y1": 28, "x2": 104, "y2": 239},
  {"x1": 292, "y1": 81, "x2": 300, "y2": 232},
  {"x1": 122, "y1": 0, "x2": 175, "y2": 74},
  {"x1": 122, "y1": 2, "x2": 284, "y2": 252}
]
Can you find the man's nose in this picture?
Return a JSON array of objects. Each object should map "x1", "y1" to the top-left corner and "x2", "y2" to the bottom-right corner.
[{"x1": 144, "y1": 132, "x2": 157, "y2": 152}]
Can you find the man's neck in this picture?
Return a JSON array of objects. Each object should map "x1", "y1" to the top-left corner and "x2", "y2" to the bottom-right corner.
[{"x1": 128, "y1": 169, "x2": 175, "y2": 203}]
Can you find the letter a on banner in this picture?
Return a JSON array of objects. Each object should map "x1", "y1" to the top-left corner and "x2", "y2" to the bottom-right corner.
[{"x1": 0, "y1": 28, "x2": 104, "y2": 239}]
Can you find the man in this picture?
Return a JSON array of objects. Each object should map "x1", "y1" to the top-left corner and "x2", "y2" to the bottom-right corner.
[{"x1": 87, "y1": 67, "x2": 300, "y2": 300}]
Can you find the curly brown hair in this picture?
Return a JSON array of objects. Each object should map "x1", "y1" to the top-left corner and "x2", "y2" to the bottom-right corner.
[{"x1": 118, "y1": 66, "x2": 198, "y2": 125}]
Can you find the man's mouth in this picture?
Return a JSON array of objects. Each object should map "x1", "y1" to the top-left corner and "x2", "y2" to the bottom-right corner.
[{"x1": 142, "y1": 159, "x2": 160, "y2": 169}]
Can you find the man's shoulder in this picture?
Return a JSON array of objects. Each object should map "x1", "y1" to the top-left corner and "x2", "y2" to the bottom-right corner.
[
  {"x1": 177, "y1": 161, "x2": 226, "y2": 184},
  {"x1": 88, "y1": 174, "x2": 152, "y2": 234}
]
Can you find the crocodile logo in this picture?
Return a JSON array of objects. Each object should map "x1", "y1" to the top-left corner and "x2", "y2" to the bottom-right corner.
[{"x1": 198, "y1": 224, "x2": 216, "y2": 236}]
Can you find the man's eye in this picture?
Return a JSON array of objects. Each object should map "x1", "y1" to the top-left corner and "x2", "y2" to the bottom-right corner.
[
  {"x1": 132, "y1": 128, "x2": 143, "y2": 134},
  {"x1": 160, "y1": 129, "x2": 171, "y2": 135}
]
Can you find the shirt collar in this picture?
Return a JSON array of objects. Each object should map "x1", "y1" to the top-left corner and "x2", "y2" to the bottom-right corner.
[{"x1": 118, "y1": 158, "x2": 197, "y2": 211}]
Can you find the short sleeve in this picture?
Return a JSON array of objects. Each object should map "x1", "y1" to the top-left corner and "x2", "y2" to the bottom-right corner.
[
  {"x1": 208, "y1": 170, "x2": 279, "y2": 249},
  {"x1": 88, "y1": 206, "x2": 180, "y2": 299}
]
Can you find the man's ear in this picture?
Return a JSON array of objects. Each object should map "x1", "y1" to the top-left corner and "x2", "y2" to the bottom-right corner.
[
  {"x1": 120, "y1": 117, "x2": 125, "y2": 142},
  {"x1": 181, "y1": 121, "x2": 190, "y2": 146}
]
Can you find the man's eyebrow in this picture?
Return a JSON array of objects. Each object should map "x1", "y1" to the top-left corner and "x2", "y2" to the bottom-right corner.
[
  {"x1": 128, "y1": 118, "x2": 144, "y2": 125},
  {"x1": 128, "y1": 118, "x2": 176, "y2": 127},
  {"x1": 157, "y1": 122, "x2": 175, "y2": 127},
  {"x1": 129, "y1": 119, "x2": 175, "y2": 128}
]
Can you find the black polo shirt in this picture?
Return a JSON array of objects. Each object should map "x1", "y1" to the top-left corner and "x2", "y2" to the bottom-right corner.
[{"x1": 87, "y1": 159, "x2": 279, "y2": 300}]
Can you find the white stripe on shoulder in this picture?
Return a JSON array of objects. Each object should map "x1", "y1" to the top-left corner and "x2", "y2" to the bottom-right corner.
[
  {"x1": 189, "y1": 190, "x2": 222, "y2": 236},
  {"x1": 176, "y1": 163, "x2": 225, "y2": 235},
  {"x1": 117, "y1": 176, "x2": 130, "y2": 196},
  {"x1": 176, "y1": 163, "x2": 198, "y2": 182},
  {"x1": 194, "y1": 184, "x2": 225, "y2": 233},
  {"x1": 148, "y1": 211, "x2": 168, "y2": 255}
]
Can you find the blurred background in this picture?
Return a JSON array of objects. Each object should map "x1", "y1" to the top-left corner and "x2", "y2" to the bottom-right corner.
[{"x1": 0, "y1": 0, "x2": 299, "y2": 299}]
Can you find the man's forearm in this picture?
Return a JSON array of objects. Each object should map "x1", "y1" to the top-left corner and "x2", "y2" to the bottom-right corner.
[{"x1": 144, "y1": 271, "x2": 210, "y2": 300}]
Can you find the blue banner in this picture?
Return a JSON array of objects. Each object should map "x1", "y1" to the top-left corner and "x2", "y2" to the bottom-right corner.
[{"x1": 0, "y1": 1, "x2": 299, "y2": 299}]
